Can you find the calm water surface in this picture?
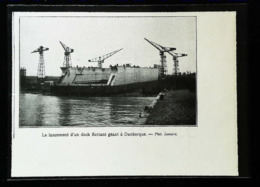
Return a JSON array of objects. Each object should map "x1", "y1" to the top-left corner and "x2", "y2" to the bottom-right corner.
[{"x1": 19, "y1": 93, "x2": 154, "y2": 127}]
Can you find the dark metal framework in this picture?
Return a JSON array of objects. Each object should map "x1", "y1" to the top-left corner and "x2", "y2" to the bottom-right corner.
[
  {"x1": 31, "y1": 46, "x2": 49, "y2": 78},
  {"x1": 59, "y1": 41, "x2": 74, "y2": 67},
  {"x1": 88, "y1": 48, "x2": 123, "y2": 68},
  {"x1": 144, "y1": 38, "x2": 176, "y2": 77},
  {"x1": 167, "y1": 52, "x2": 188, "y2": 75}
]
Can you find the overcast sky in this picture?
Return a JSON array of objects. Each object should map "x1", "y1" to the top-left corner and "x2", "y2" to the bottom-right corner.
[{"x1": 20, "y1": 15, "x2": 196, "y2": 76}]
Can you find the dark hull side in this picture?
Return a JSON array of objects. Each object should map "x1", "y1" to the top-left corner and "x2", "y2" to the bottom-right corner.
[{"x1": 50, "y1": 81, "x2": 159, "y2": 96}]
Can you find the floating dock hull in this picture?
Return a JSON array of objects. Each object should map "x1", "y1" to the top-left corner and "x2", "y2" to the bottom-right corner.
[
  {"x1": 50, "y1": 65, "x2": 159, "y2": 96},
  {"x1": 50, "y1": 81, "x2": 158, "y2": 96}
]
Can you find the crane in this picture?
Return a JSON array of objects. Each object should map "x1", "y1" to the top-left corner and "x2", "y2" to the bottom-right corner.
[
  {"x1": 167, "y1": 52, "x2": 188, "y2": 75},
  {"x1": 31, "y1": 46, "x2": 49, "y2": 79},
  {"x1": 144, "y1": 38, "x2": 176, "y2": 77},
  {"x1": 88, "y1": 48, "x2": 123, "y2": 68},
  {"x1": 59, "y1": 41, "x2": 74, "y2": 67}
]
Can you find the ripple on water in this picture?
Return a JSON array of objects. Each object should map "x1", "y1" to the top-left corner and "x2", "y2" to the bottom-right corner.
[{"x1": 19, "y1": 93, "x2": 154, "y2": 127}]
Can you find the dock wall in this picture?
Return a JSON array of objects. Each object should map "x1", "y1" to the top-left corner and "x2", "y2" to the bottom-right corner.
[
  {"x1": 112, "y1": 67, "x2": 158, "y2": 86},
  {"x1": 51, "y1": 80, "x2": 158, "y2": 96},
  {"x1": 59, "y1": 67, "x2": 112, "y2": 85},
  {"x1": 59, "y1": 66, "x2": 159, "y2": 86}
]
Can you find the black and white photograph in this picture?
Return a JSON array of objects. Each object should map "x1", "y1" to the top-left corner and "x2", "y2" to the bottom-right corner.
[
  {"x1": 18, "y1": 14, "x2": 197, "y2": 127},
  {"x1": 11, "y1": 10, "x2": 238, "y2": 177}
]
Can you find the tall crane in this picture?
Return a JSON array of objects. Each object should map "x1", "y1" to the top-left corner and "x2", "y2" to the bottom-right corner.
[
  {"x1": 88, "y1": 48, "x2": 123, "y2": 68},
  {"x1": 60, "y1": 41, "x2": 74, "y2": 67},
  {"x1": 144, "y1": 38, "x2": 176, "y2": 77},
  {"x1": 31, "y1": 46, "x2": 49, "y2": 79},
  {"x1": 167, "y1": 52, "x2": 188, "y2": 75}
]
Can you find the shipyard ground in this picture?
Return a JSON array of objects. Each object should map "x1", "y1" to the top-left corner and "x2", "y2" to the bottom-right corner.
[{"x1": 144, "y1": 90, "x2": 196, "y2": 125}]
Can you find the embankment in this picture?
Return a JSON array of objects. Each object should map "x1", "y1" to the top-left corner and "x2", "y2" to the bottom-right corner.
[{"x1": 144, "y1": 90, "x2": 196, "y2": 125}]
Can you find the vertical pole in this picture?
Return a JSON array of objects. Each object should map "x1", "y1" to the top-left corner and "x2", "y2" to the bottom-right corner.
[
  {"x1": 98, "y1": 60, "x2": 104, "y2": 68},
  {"x1": 163, "y1": 54, "x2": 167, "y2": 75},
  {"x1": 64, "y1": 54, "x2": 72, "y2": 67},
  {"x1": 173, "y1": 56, "x2": 179, "y2": 75},
  {"x1": 176, "y1": 59, "x2": 179, "y2": 74},
  {"x1": 160, "y1": 51, "x2": 167, "y2": 77},
  {"x1": 37, "y1": 54, "x2": 41, "y2": 77},
  {"x1": 63, "y1": 55, "x2": 66, "y2": 67},
  {"x1": 42, "y1": 53, "x2": 45, "y2": 78},
  {"x1": 37, "y1": 52, "x2": 45, "y2": 79},
  {"x1": 68, "y1": 54, "x2": 72, "y2": 67}
]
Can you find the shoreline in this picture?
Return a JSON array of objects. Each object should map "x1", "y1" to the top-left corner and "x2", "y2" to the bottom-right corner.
[{"x1": 144, "y1": 90, "x2": 196, "y2": 125}]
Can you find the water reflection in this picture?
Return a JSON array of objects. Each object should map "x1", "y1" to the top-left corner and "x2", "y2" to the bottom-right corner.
[
  {"x1": 58, "y1": 99, "x2": 72, "y2": 126},
  {"x1": 109, "y1": 97, "x2": 150, "y2": 125},
  {"x1": 57, "y1": 97, "x2": 113, "y2": 126},
  {"x1": 19, "y1": 93, "x2": 154, "y2": 127},
  {"x1": 35, "y1": 96, "x2": 44, "y2": 126},
  {"x1": 20, "y1": 94, "x2": 61, "y2": 126}
]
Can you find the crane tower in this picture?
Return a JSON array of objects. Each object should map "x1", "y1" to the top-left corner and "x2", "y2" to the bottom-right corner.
[
  {"x1": 59, "y1": 41, "x2": 74, "y2": 67},
  {"x1": 31, "y1": 46, "x2": 49, "y2": 79},
  {"x1": 167, "y1": 52, "x2": 188, "y2": 75},
  {"x1": 88, "y1": 48, "x2": 123, "y2": 68},
  {"x1": 144, "y1": 38, "x2": 176, "y2": 77}
]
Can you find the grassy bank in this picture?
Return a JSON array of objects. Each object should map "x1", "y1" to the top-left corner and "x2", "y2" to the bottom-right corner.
[{"x1": 144, "y1": 90, "x2": 196, "y2": 125}]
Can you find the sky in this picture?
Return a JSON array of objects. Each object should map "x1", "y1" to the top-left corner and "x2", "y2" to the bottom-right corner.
[{"x1": 20, "y1": 14, "x2": 196, "y2": 76}]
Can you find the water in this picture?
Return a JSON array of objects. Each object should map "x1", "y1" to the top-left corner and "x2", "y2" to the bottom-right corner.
[{"x1": 19, "y1": 93, "x2": 154, "y2": 127}]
